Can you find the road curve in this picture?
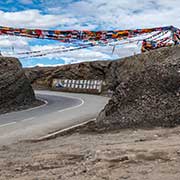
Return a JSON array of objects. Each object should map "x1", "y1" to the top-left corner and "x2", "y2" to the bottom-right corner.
[{"x1": 0, "y1": 90, "x2": 109, "y2": 145}]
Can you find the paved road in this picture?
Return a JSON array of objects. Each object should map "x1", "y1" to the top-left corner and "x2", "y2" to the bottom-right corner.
[{"x1": 0, "y1": 90, "x2": 109, "y2": 145}]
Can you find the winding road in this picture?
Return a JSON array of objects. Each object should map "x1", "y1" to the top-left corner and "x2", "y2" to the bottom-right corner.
[{"x1": 0, "y1": 90, "x2": 109, "y2": 145}]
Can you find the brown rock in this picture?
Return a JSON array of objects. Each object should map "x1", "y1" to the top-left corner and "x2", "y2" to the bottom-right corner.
[
  {"x1": 96, "y1": 46, "x2": 180, "y2": 130},
  {"x1": 0, "y1": 57, "x2": 36, "y2": 113}
]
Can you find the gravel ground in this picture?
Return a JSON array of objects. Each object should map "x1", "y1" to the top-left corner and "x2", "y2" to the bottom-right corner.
[{"x1": 0, "y1": 126, "x2": 180, "y2": 180}]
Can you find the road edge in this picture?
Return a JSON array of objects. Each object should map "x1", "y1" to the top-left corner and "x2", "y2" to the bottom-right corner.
[{"x1": 25, "y1": 118, "x2": 96, "y2": 142}]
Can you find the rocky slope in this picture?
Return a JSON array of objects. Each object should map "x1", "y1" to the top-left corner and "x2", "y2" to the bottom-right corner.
[
  {"x1": 97, "y1": 46, "x2": 180, "y2": 130},
  {"x1": 0, "y1": 57, "x2": 36, "y2": 114}
]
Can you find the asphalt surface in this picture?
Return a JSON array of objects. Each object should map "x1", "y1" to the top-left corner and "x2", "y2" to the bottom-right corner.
[{"x1": 0, "y1": 90, "x2": 109, "y2": 145}]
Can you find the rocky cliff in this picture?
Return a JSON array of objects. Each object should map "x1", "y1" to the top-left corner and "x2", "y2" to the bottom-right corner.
[{"x1": 0, "y1": 57, "x2": 36, "y2": 114}]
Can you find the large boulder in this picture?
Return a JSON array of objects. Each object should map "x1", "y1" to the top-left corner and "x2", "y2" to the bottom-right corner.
[
  {"x1": 96, "y1": 46, "x2": 180, "y2": 130},
  {"x1": 0, "y1": 57, "x2": 36, "y2": 113}
]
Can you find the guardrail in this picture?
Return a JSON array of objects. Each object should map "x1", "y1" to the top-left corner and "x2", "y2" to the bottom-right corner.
[{"x1": 52, "y1": 79, "x2": 103, "y2": 94}]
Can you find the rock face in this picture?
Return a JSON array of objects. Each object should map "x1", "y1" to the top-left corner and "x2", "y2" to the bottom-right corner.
[
  {"x1": 96, "y1": 46, "x2": 180, "y2": 130},
  {"x1": 0, "y1": 57, "x2": 36, "y2": 113}
]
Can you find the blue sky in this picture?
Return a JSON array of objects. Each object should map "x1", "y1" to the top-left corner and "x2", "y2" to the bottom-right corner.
[{"x1": 0, "y1": 0, "x2": 180, "y2": 67}]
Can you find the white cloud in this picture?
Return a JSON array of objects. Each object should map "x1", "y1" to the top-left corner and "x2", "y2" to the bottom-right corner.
[
  {"x1": 5, "y1": 0, "x2": 177, "y2": 30},
  {"x1": 28, "y1": 45, "x2": 112, "y2": 64},
  {"x1": 1, "y1": 1, "x2": 180, "y2": 30},
  {"x1": 30, "y1": 44, "x2": 65, "y2": 51},
  {"x1": 0, "y1": 36, "x2": 30, "y2": 51},
  {"x1": 61, "y1": 48, "x2": 112, "y2": 64},
  {"x1": 0, "y1": 9, "x2": 78, "y2": 29},
  {"x1": 48, "y1": 0, "x2": 180, "y2": 29}
]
